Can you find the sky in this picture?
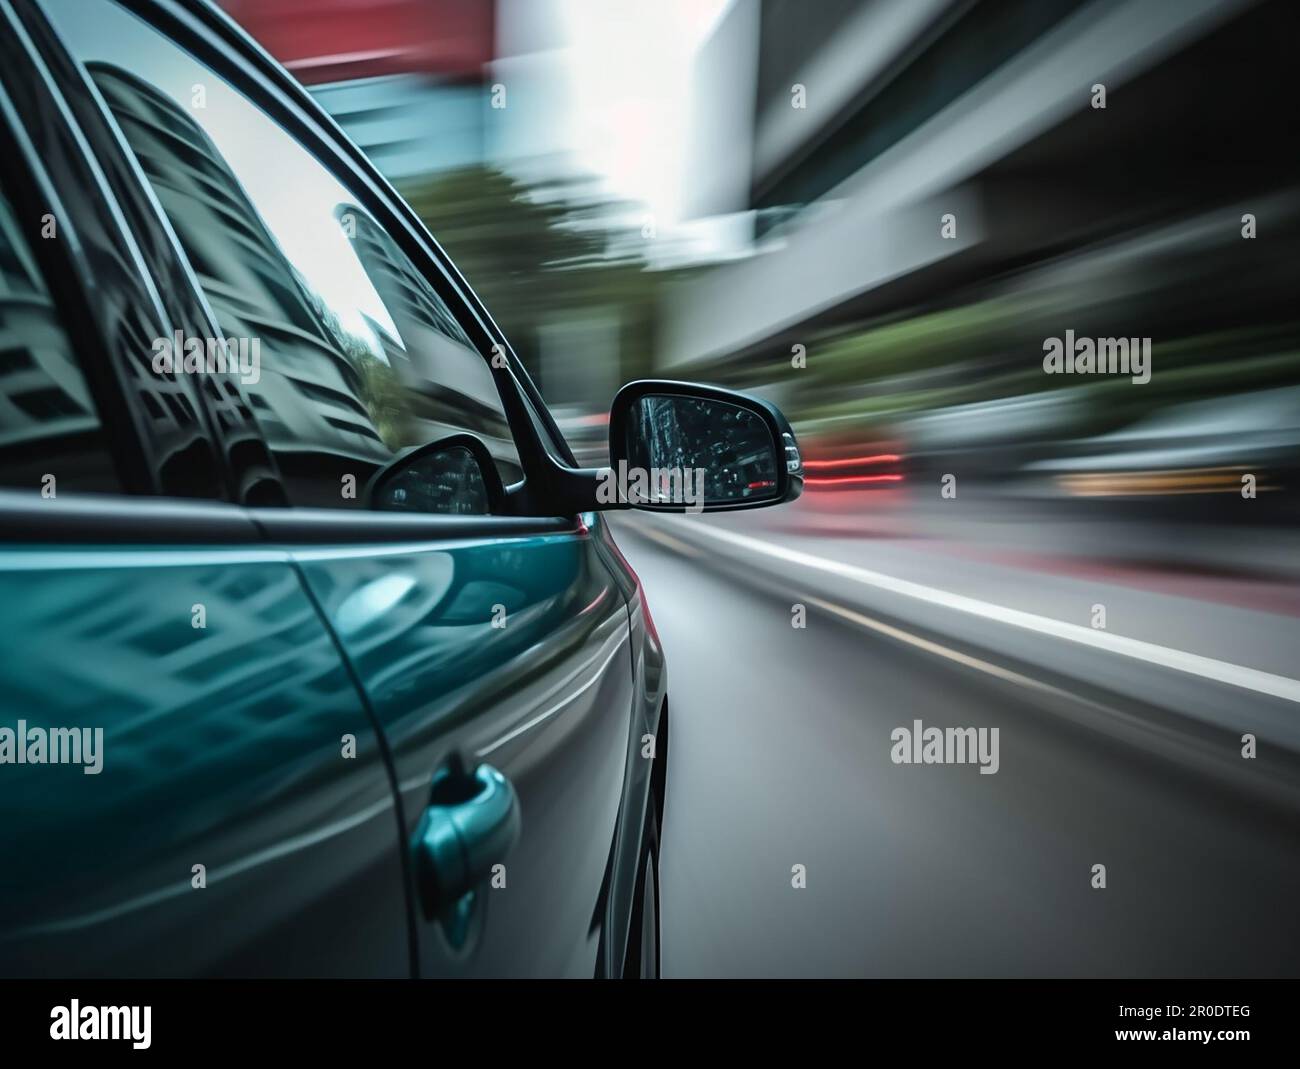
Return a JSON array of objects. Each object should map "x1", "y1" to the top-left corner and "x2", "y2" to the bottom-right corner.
[{"x1": 495, "y1": 0, "x2": 734, "y2": 231}]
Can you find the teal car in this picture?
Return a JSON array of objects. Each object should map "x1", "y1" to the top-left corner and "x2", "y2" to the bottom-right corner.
[{"x1": 0, "y1": 0, "x2": 800, "y2": 976}]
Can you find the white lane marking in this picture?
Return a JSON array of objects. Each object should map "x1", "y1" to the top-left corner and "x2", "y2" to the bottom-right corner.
[
  {"x1": 664, "y1": 521, "x2": 1300, "y2": 704},
  {"x1": 806, "y1": 593, "x2": 1063, "y2": 696},
  {"x1": 805, "y1": 593, "x2": 1297, "y2": 786}
]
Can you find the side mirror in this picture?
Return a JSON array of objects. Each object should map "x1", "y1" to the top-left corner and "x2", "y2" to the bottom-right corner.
[
  {"x1": 366, "y1": 433, "x2": 505, "y2": 514},
  {"x1": 607, "y1": 380, "x2": 802, "y2": 512}
]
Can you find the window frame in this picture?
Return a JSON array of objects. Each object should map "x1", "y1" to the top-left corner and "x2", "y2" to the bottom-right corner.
[
  {"x1": 52, "y1": 0, "x2": 580, "y2": 514},
  {"x1": 12, "y1": 0, "x2": 595, "y2": 535},
  {"x1": 165, "y1": 0, "x2": 582, "y2": 470},
  {"x1": 0, "y1": 91, "x2": 133, "y2": 495},
  {"x1": 16, "y1": 0, "x2": 290, "y2": 505},
  {"x1": 0, "y1": 0, "x2": 226, "y2": 500}
]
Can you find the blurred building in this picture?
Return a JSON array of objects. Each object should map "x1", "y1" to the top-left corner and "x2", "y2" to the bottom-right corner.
[
  {"x1": 220, "y1": 0, "x2": 497, "y2": 181},
  {"x1": 665, "y1": 0, "x2": 1297, "y2": 373}
]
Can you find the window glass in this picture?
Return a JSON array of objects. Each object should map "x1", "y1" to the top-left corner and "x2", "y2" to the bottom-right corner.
[
  {"x1": 0, "y1": 185, "x2": 120, "y2": 493},
  {"x1": 45, "y1": 0, "x2": 523, "y2": 510}
]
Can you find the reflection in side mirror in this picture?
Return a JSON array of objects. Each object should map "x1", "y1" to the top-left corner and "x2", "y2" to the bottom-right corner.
[
  {"x1": 628, "y1": 395, "x2": 778, "y2": 505},
  {"x1": 366, "y1": 434, "x2": 504, "y2": 515},
  {"x1": 607, "y1": 381, "x2": 803, "y2": 513}
]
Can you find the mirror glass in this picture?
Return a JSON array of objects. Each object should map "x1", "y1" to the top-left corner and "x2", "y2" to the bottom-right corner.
[
  {"x1": 624, "y1": 394, "x2": 780, "y2": 507},
  {"x1": 371, "y1": 445, "x2": 491, "y2": 514}
]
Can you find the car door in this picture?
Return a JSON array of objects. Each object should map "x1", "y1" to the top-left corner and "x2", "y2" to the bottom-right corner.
[
  {"x1": 278, "y1": 510, "x2": 636, "y2": 977},
  {"x1": 0, "y1": 14, "x2": 410, "y2": 976},
  {"x1": 40, "y1": 0, "x2": 642, "y2": 976}
]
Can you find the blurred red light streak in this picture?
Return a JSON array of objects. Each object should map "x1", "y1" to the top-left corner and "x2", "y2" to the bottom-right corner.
[
  {"x1": 803, "y1": 454, "x2": 901, "y2": 470},
  {"x1": 805, "y1": 474, "x2": 904, "y2": 486}
]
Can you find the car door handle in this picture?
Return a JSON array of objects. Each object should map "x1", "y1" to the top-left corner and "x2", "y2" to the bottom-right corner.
[{"x1": 411, "y1": 761, "x2": 521, "y2": 920}]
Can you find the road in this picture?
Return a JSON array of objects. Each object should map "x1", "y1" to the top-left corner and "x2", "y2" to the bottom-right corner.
[{"x1": 608, "y1": 509, "x2": 1300, "y2": 977}]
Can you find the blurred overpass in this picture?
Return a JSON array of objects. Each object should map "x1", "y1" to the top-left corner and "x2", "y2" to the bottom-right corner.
[{"x1": 663, "y1": 0, "x2": 1285, "y2": 372}]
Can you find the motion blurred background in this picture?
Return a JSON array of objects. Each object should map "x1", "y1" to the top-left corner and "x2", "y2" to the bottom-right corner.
[
  {"x1": 219, "y1": 0, "x2": 1299, "y2": 540},
  {"x1": 221, "y1": 0, "x2": 1300, "y2": 976}
]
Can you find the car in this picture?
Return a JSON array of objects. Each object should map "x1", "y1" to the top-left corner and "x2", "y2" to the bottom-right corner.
[{"x1": 0, "y1": 0, "x2": 801, "y2": 978}]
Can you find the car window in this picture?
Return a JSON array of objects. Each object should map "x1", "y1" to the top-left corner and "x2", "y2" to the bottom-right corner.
[
  {"x1": 44, "y1": 0, "x2": 523, "y2": 511},
  {"x1": 0, "y1": 183, "x2": 121, "y2": 494}
]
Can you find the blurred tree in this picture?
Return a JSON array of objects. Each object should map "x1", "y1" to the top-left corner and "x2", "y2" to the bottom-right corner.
[{"x1": 397, "y1": 165, "x2": 669, "y2": 401}]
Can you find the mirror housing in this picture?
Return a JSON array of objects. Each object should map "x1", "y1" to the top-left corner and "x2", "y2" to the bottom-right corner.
[
  {"x1": 605, "y1": 380, "x2": 803, "y2": 513},
  {"x1": 366, "y1": 433, "x2": 505, "y2": 515}
]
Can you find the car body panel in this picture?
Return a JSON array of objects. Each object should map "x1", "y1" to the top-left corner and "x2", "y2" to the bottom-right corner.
[
  {"x1": 0, "y1": 522, "x2": 409, "y2": 976},
  {"x1": 287, "y1": 516, "x2": 638, "y2": 976}
]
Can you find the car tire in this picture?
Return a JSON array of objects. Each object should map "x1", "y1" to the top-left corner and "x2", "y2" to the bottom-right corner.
[
  {"x1": 624, "y1": 699, "x2": 667, "y2": 979},
  {"x1": 623, "y1": 799, "x2": 660, "y2": 979}
]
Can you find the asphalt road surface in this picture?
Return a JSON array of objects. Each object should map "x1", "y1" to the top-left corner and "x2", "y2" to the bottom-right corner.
[{"x1": 609, "y1": 513, "x2": 1300, "y2": 978}]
